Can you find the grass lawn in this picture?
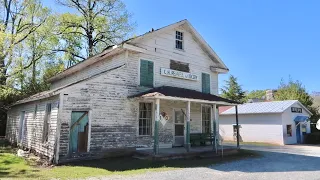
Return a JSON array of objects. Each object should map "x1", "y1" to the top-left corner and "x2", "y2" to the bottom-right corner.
[{"x1": 0, "y1": 141, "x2": 259, "y2": 180}]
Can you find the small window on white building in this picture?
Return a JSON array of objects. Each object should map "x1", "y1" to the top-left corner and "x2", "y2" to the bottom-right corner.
[
  {"x1": 175, "y1": 31, "x2": 183, "y2": 50},
  {"x1": 33, "y1": 104, "x2": 38, "y2": 120},
  {"x1": 42, "y1": 103, "x2": 51, "y2": 143},
  {"x1": 286, "y1": 125, "x2": 292, "y2": 137},
  {"x1": 233, "y1": 125, "x2": 240, "y2": 135},
  {"x1": 139, "y1": 102, "x2": 152, "y2": 136}
]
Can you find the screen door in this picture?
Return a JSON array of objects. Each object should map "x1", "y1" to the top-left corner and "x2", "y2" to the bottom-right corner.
[{"x1": 174, "y1": 110, "x2": 185, "y2": 146}]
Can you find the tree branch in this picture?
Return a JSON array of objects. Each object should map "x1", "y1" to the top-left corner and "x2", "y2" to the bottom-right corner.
[{"x1": 52, "y1": 49, "x2": 86, "y2": 60}]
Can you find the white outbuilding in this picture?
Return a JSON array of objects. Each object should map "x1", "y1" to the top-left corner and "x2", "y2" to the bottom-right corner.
[{"x1": 219, "y1": 100, "x2": 312, "y2": 145}]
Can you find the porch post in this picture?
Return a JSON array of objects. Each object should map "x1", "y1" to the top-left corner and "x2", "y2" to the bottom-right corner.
[
  {"x1": 154, "y1": 98, "x2": 160, "y2": 155},
  {"x1": 235, "y1": 105, "x2": 240, "y2": 149},
  {"x1": 186, "y1": 101, "x2": 191, "y2": 152},
  {"x1": 211, "y1": 104, "x2": 216, "y2": 151}
]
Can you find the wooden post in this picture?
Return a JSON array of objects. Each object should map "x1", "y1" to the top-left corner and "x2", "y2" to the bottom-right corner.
[
  {"x1": 212, "y1": 104, "x2": 216, "y2": 151},
  {"x1": 186, "y1": 101, "x2": 191, "y2": 152},
  {"x1": 154, "y1": 98, "x2": 160, "y2": 155},
  {"x1": 235, "y1": 105, "x2": 240, "y2": 149}
]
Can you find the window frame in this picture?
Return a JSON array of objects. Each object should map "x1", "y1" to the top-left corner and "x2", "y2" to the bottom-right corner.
[
  {"x1": 33, "y1": 104, "x2": 38, "y2": 120},
  {"x1": 170, "y1": 60, "x2": 190, "y2": 72},
  {"x1": 201, "y1": 105, "x2": 211, "y2": 134},
  {"x1": 233, "y1": 124, "x2": 241, "y2": 138},
  {"x1": 138, "y1": 102, "x2": 153, "y2": 136},
  {"x1": 18, "y1": 111, "x2": 26, "y2": 143},
  {"x1": 138, "y1": 58, "x2": 155, "y2": 87},
  {"x1": 42, "y1": 103, "x2": 52, "y2": 143},
  {"x1": 286, "y1": 124, "x2": 292, "y2": 137},
  {"x1": 201, "y1": 72, "x2": 211, "y2": 94},
  {"x1": 175, "y1": 31, "x2": 184, "y2": 50}
]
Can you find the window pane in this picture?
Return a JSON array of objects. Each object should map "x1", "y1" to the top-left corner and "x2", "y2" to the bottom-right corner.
[
  {"x1": 175, "y1": 125, "x2": 184, "y2": 136},
  {"x1": 175, "y1": 111, "x2": 184, "y2": 123},
  {"x1": 146, "y1": 110, "x2": 151, "y2": 119},
  {"x1": 139, "y1": 102, "x2": 152, "y2": 135}
]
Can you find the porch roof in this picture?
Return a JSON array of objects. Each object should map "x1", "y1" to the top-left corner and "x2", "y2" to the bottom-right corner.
[{"x1": 128, "y1": 86, "x2": 239, "y2": 105}]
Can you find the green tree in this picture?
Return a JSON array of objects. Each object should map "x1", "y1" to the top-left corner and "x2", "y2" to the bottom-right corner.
[
  {"x1": 221, "y1": 75, "x2": 246, "y2": 103},
  {"x1": 0, "y1": 0, "x2": 47, "y2": 85},
  {"x1": 274, "y1": 78, "x2": 320, "y2": 123},
  {"x1": 245, "y1": 90, "x2": 266, "y2": 100},
  {"x1": 56, "y1": 0, "x2": 135, "y2": 61},
  {"x1": 0, "y1": 0, "x2": 55, "y2": 136}
]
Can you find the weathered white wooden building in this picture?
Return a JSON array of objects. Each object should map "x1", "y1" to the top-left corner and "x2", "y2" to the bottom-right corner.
[
  {"x1": 219, "y1": 100, "x2": 312, "y2": 145},
  {"x1": 5, "y1": 20, "x2": 238, "y2": 163}
]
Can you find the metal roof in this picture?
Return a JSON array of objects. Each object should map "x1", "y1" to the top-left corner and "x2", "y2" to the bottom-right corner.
[{"x1": 220, "y1": 100, "x2": 312, "y2": 115}]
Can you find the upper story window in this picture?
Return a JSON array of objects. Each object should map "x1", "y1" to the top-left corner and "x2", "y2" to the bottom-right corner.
[
  {"x1": 140, "y1": 59, "x2": 154, "y2": 87},
  {"x1": 170, "y1": 60, "x2": 189, "y2": 72},
  {"x1": 202, "y1": 73, "x2": 210, "y2": 94},
  {"x1": 175, "y1": 31, "x2": 183, "y2": 50}
]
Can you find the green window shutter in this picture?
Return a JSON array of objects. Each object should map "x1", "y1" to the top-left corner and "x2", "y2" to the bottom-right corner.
[
  {"x1": 140, "y1": 60, "x2": 154, "y2": 87},
  {"x1": 202, "y1": 73, "x2": 210, "y2": 94}
]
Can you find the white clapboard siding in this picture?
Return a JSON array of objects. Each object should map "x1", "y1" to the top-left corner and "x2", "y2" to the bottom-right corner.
[
  {"x1": 51, "y1": 53, "x2": 126, "y2": 89},
  {"x1": 130, "y1": 26, "x2": 219, "y2": 94},
  {"x1": 6, "y1": 96, "x2": 59, "y2": 158},
  {"x1": 8, "y1": 22, "x2": 225, "y2": 162},
  {"x1": 50, "y1": 25, "x2": 220, "y2": 95},
  {"x1": 219, "y1": 113, "x2": 284, "y2": 145}
]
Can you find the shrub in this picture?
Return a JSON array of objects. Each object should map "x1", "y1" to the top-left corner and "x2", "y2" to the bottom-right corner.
[{"x1": 305, "y1": 132, "x2": 320, "y2": 144}]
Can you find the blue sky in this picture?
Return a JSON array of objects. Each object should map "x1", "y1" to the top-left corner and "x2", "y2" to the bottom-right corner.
[{"x1": 45, "y1": 0, "x2": 320, "y2": 93}]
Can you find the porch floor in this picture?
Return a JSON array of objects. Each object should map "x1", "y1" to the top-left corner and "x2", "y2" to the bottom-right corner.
[{"x1": 134, "y1": 145, "x2": 238, "y2": 160}]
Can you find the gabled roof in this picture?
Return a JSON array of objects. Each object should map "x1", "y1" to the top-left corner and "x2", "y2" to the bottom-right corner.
[
  {"x1": 49, "y1": 19, "x2": 228, "y2": 83},
  {"x1": 220, "y1": 100, "x2": 312, "y2": 115},
  {"x1": 126, "y1": 19, "x2": 229, "y2": 71},
  {"x1": 129, "y1": 86, "x2": 239, "y2": 105}
]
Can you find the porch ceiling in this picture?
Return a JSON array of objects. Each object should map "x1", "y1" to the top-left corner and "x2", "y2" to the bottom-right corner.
[{"x1": 128, "y1": 86, "x2": 239, "y2": 105}]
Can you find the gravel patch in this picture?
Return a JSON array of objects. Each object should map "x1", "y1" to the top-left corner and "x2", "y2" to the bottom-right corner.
[{"x1": 86, "y1": 147, "x2": 320, "y2": 180}]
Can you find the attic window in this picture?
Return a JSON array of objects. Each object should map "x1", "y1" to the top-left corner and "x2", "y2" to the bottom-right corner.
[
  {"x1": 175, "y1": 31, "x2": 183, "y2": 50},
  {"x1": 170, "y1": 60, "x2": 189, "y2": 72}
]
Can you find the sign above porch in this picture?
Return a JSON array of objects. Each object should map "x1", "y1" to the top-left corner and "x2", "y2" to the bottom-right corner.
[{"x1": 160, "y1": 68, "x2": 198, "y2": 81}]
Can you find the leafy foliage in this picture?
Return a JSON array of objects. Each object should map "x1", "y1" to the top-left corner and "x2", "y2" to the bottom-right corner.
[
  {"x1": 274, "y1": 78, "x2": 320, "y2": 123},
  {"x1": 0, "y1": 0, "x2": 134, "y2": 136},
  {"x1": 246, "y1": 90, "x2": 266, "y2": 100},
  {"x1": 221, "y1": 75, "x2": 246, "y2": 103},
  {"x1": 56, "y1": 0, "x2": 135, "y2": 61}
]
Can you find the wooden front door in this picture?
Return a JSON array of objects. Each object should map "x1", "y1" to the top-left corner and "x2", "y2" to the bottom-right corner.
[
  {"x1": 69, "y1": 111, "x2": 89, "y2": 154},
  {"x1": 174, "y1": 110, "x2": 185, "y2": 147}
]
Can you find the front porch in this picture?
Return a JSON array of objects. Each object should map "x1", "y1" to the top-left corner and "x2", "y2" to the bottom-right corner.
[{"x1": 130, "y1": 86, "x2": 241, "y2": 156}]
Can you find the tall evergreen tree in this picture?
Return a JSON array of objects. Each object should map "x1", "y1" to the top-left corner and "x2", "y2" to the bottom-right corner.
[{"x1": 221, "y1": 75, "x2": 246, "y2": 103}]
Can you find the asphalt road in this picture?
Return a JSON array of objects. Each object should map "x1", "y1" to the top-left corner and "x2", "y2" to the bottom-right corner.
[{"x1": 90, "y1": 145, "x2": 320, "y2": 180}]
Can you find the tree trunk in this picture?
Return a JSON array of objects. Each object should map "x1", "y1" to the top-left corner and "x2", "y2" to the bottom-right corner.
[
  {"x1": 0, "y1": 55, "x2": 7, "y2": 86},
  {"x1": 31, "y1": 55, "x2": 36, "y2": 88}
]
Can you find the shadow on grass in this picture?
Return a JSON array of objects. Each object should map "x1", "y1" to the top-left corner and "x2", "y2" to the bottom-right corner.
[{"x1": 61, "y1": 150, "x2": 258, "y2": 172}]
